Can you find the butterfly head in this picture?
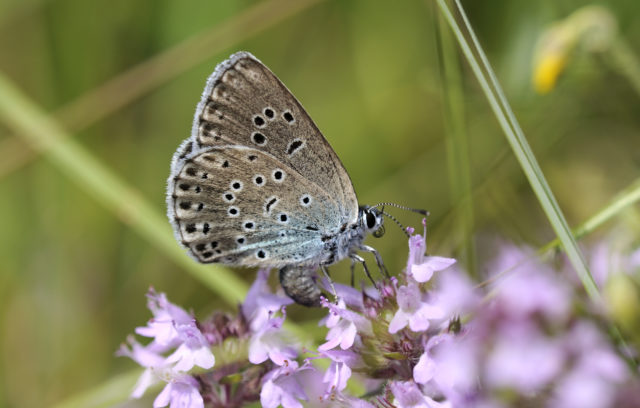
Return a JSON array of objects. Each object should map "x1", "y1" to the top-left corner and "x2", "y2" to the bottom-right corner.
[{"x1": 359, "y1": 205, "x2": 385, "y2": 238}]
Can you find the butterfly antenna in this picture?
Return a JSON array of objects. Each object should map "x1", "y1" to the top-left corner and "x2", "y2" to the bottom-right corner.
[
  {"x1": 381, "y1": 210, "x2": 411, "y2": 238},
  {"x1": 371, "y1": 202, "x2": 429, "y2": 217}
]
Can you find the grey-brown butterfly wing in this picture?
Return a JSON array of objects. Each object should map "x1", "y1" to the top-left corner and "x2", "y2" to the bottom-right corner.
[
  {"x1": 190, "y1": 51, "x2": 358, "y2": 227},
  {"x1": 168, "y1": 143, "x2": 344, "y2": 267}
]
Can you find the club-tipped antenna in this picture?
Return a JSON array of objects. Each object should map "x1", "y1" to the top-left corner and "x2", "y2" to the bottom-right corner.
[
  {"x1": 381, "y1": 210, "x2": 411, "y2": 238},
  {"x1": 371, "y1": 202, "x2": 429, "y2": 217}
]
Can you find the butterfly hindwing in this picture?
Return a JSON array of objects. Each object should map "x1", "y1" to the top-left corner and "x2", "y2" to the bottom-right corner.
[{"x1": 168, "y1": 145, "x2": 343, "y2": 267}]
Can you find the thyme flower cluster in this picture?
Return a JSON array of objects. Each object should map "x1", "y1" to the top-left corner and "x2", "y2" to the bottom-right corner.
[{"x1": 119, "y1": 222, "x2": 640, "y2": 407}]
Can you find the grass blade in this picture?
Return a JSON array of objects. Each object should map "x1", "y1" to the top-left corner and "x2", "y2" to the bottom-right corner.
[
  {"x1": 0, "y1": 71, "x2": 248, "y2": 305},
  {"x1": 435, "y1": 0, "x2": 601, "y2": 302}
]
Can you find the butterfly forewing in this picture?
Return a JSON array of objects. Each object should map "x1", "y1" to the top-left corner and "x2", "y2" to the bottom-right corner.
[
  {"x1": 169, "y1": 145, "x2": 343, "y2": 267},
  {"x1": 192, "y1": 52, "x2": 358, "y2": 225}
]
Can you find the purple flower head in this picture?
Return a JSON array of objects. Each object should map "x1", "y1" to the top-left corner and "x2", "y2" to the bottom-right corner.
[
  {"x1": 406, "y1": 221, "x2": 456, "y2": 283},
  {"x1": 116, "y1": 339, "x2": 166, "y2": 399},
  {"x1": 390, "y1": 380, "x2": 450, "y2": 408},
  {"x1": 136, "y1": 288, "x2": 196, "y2": 349},
  {"x1": 153, "y1": 372, "x2": 203, "y2": 408},
  {"x1": 564, "y1": 321, "x2": 629, "y2": 383},
  {"x1": 242, "y1": 268, "x2": 293, "y2": 332},
  {"x1": 428, "y1": 334, "x2": 479, "y2": 401},
  {"x1": 164, "y1": 341, "x2": 215, "y2": 372},
  {"x1": 320, "y1": 349, "x2": 362, "y2": 396},
  {"x1": 133, "y1": 289, "x2": 215, "y2": 372},
  {"x1": 489, "y1": 244, "x2": 571, "y2": 321},
  {"x1": 261, "y1": 360, "x2": 312, "y2": 408},
  {"x1": 117, "y1": 336, "x2": 166, "y2": 369},
  {"x1": 589, "y1": 239, "x2": 640, "y2": 288},
  {"x1": 432, "y1": 265, "x2": 480, "y2": 318},
  {"x1": 389, "y1": 283, "x2": 444, "y2": 334},
  {"x1": 248, "y1": 306, "x2": 297, "y2": 366},
  {"x1": 333, "y1": 282, "x2": 366, "y2": 309},
  {"x1": 413, "y1": 334, "x2": 452, "y2": 384},
  {"x1": 319, "y1": 297, "x2": 372, "y2": 351},
  {"x1": 485, "y1": 322, "x2": 564, "y2": 393}
]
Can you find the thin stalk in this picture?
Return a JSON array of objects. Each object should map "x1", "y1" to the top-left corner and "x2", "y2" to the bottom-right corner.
[
  {"x1": 0, "y1": 71, "x2": 248, "y2": 305},
  {"x1": 436, "y1": 0, "x2": 601, "y2": 303},
  {"x1": 434, "y1": 11, "x2": 477, "y2": 277}
]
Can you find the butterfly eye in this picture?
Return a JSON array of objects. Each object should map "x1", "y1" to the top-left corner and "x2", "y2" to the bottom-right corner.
[{"x1": 366, "y1": 211, "x2": 377, "y2": 229}]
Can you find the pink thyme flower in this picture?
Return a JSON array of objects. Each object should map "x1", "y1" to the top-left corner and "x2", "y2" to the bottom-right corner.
[
  {"x1": 318, "y1": 297, "x2": 372, "y2": 351},
  {"x1": 485, "y1": 322, "x2": 564, "y2": 392},
  {"x1": 389, "y1": 283, "x2": 444, "y2": 334},
  {"x1": 248, "y1": 307, "x2": 297, "y2": 366},
  {"x1": 260, "y1": 360, "x2": 311, "y2": 408},
  {"x1": 153, "y1": 372, "x2": 203, "y2": 408},
  {"x1": 117, "y1": 337, "x2": 167, "y2": 398},
  {"x1": 390, "y1": 380, "x2": 450, "y2": 408},
  {"x1": 489, "y1": 244, "x2": 571, "y2": 321},
  {"x1": 136, "y1": 288, "x2": 195, "y2": 349},
  {"x1": 134, "y1": 290, "x2": 214, "y2": 372},
  {"x1": 406, "y1": 221, "x2": 456, "y2": 283},
  {"x1": 432, "y1": 265, "x2": 480, "y2": 318},
  {"x1": 320, "y1": 349, "x2": 362, "y2": 396},
  {"x1": 413, "y1": 334, "x2": 452, "y2": 385},
  {"x1": 427, "y1": 334, "x2": 480, "y2": 402},
  {"x1": 242, "y1": 268, "x2": 293, "y2": 332}
]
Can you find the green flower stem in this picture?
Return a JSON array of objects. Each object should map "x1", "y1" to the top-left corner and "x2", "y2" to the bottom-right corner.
[
  {"x1": 542, "y1": 175, "x2": 640, "y2": 252},
  {"x1": 436, "y1": 0, "x2": 601, "y2": 303},
  {"x1": 0, "y1": 71, "x2": 248, "y2": 305}
]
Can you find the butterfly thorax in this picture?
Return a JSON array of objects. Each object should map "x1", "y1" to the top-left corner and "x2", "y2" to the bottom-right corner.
[{"x1": 319, "y1": 206, "x2": 383, "y2": 267}]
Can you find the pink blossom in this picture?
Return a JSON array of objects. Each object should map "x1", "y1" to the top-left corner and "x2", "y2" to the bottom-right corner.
[
  {"x1": 136, "y1": 289, "x2": 195, "y2": 348},
  {"x1": 432, "y1": 265, "x2": 480, "y2": 317},
  {"x1": 319, "y1": 298, "x2": 372, "y2": 351},
  {"x1": 490, "y1": 244, "x2": 571, "y2": 321},
  {"x1": 406, "y1": 221, "x2": 456, "y2": 283},
  {"x1": 260, "y1": 361, "x2": 311, "y2": 408},
  {"x1": 321, "y1": 349, "x2": 361, "y2": 395},
  {"x1": 429, "y1": 335, "x2": 479, "y2": 400},
  {"x1": 117, "y1": 335, "x2": 166, "y2": 369},
  {"x1": 390, "y1": 381, "x2": 450, "y2": 408},
  {"x1": 242, "y1": 268, "x2": 293, "y2": 332},
  {"x1": 133, "y1": 289, "x2": 215, "y2": 371},
  {"x1": 413, "y1": 334, "x2": 451, "y2": 384},
  {"x1": 248, "y1": 308, "x2": 297, "y2": 366},
  {"x1": 485, "y1": 323, "x2": 564, "y2": 392},
  {"x1": 165, "y1": 342, "x2": 215, "y2": 372},
  {"x1": 153, "y1": 373, "x2": 203, "y2": 408},
  {"x1": 389, "y1": 283, "x2": 444, "y2": 334}
]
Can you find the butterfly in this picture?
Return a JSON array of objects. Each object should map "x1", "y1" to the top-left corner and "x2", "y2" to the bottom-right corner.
[{"x1": 167, "y1": 51, "x2": 388, "y2": 306}]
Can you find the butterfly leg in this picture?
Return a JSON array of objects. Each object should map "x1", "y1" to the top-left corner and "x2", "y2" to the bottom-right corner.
[
  {"x1": 320, "y1": 265, "x2": 338, "y2": 301},
  {"x1": 351, "y1": 254, "x2": 378, "y2": 289},
  {"x1": 360, "y1": 245, "x2": 389, "y2": 278},
  {"x1": 350, "y1": 258, "x2": 356, "y2": 287}
]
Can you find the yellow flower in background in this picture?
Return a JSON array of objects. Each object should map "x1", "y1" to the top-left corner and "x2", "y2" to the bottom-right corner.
[{"x1": 533, "y1": 6, "x2": 617, "y2": 94}]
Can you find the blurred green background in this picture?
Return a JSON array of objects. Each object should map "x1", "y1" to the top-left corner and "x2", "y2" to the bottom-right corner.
[{"x1": 0, "y1": 0, "x2": 639, "y2": 406}]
